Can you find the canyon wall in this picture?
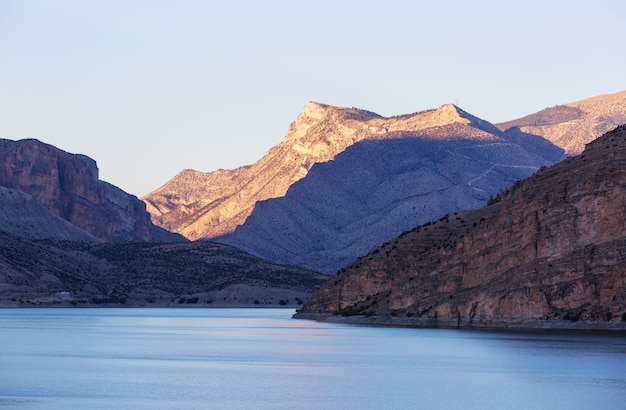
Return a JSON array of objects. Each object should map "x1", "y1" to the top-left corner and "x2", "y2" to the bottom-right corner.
[{"x1": 296, "y1": 126, "x2": 626, "y2": 330}]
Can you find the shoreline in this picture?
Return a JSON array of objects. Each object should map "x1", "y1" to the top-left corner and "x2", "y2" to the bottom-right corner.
[
  {"x1": 0, "y1": 301, "x2": 303, "y2": 309},
  {"x1": 293, "y1": 311, "x2": 626, "y2": 333}
]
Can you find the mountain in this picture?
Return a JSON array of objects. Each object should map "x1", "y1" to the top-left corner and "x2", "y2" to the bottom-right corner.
[
  {"x1": 0, "y1": 138, "x2": 182, "y2": 242},
  {"x1": 217, "y1": 105, "x2": 562, "y2": 274},
  {"x1": 498, "y1": 90, "x2": 626, "y2": 155},
  {"x1": 0, "y1": 234, "x2": 327, "y2": 307},
  {"x1": 143, "y1": 101, "x2": 376, "y2": 240},
  {"x1": 295, "y1": 126, "x2": 626, "y2": 330},
  {"x1": 143, "y1": 101, "x2": 562, "y2": 248}
]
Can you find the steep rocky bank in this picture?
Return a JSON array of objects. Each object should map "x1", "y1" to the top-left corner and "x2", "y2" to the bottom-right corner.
[{"x1": 295, "y1": 126, "x2": 626, "y2": 330}]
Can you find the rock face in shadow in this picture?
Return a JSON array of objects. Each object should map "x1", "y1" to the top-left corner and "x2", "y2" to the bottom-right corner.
[
  {"x1": 218, "y1": 125, "x2": 559, "y2": 274},
  {"x1": 0, "y1": 138, "x2": 182, "y2": 242},
  {"x1": 295, "y1": 126, "x2": 626, "y2": 330},
  {"x1": 498, "y1": 90, "x2": 626, "y2": 155},
  {"x1": 0, "y1": 186, "x2": 98, "y2": 241}
]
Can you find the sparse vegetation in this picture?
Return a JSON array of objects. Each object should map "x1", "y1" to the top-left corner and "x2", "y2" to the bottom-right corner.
[{"x1": 0, "y1": 237, "x2": 327, "y2": 307}]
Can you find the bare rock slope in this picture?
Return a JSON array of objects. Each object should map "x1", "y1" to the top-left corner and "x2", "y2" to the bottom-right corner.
[
  {"x1": 144, "y1": 102, "x2": 562, "y2": 245},
  {"x1": 0, "y1": 138, "x2": 181, "y2": 242},
  {"x1": 498, "y1": 90, "x2": 626, "y2": 155},
  {"x1": 295, "y1": 126, "x2": 626, "y2": 330},
  {"x1": 217, "y1": 106, "x2": 561, "y2": 274}
]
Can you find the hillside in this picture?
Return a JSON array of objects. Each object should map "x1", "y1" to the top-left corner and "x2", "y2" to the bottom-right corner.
[
  {"x1": 0, "y1": 138, "x2": 182, "y2": 242},
  {"x1": 0, "y1": 235, "x2": 327, "y2": 307},
  {"x1": 143, "y1": 102, "x2": 381, "y2": 240},
  {"x1": 295, "y1": 126, "x2": 626, "y2": 330},
  {"x1": 218, "y1": 112, "x2": 561, "y2": 274},
  {"x1": 144, "y1": 102, "x2": 562, "y2": 251},
  {"x1": 0, "y1": 186, "x2": 98, "y2": 241},
  {"x1": 0, "y1": 138, "x2": 329, "y2": 307},
  {"x1": 498, "y1": 90, "x2": 626, "y2": 155}
]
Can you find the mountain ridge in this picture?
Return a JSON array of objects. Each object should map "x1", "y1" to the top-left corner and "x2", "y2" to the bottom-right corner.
[
  {"x1": 498, "y1": 90, "x2": 626, "y2": 154},
  {"x1": 0, "y1": 233, "x2": 327, "y2": 307},
  {"x1": 217, "y1": 124, "x2": 558, "y2": 273},
  {"x1": 143, "y1": 101, "x2": 559, "y2": 243}
]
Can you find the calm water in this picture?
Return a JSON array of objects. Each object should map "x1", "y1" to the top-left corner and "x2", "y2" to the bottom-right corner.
[{"x1": 1, "y1": 309, "x2": 625, "y2": 409}]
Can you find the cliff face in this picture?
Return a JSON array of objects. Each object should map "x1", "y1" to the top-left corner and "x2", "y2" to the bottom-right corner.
[
  {"x1": 0, "y1": 138, "x2": 182, "y2": 242},
  {"x1": 144, "y1": 102, "x2": 562, "y2": 245},
  {"x1": 296, "y1": 126, "x2": 626, "y2": 330},
  {"x1": 0, "y1": 186, "x2": 98, "y2": 241},
  {"x1": 498, "y1": 90, "x2": 626, "y2": 155}
]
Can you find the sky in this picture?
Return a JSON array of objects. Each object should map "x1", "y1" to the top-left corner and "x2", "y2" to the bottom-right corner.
[{"x1": 1, "y1": 1, "x2": 625, "y2": 197}]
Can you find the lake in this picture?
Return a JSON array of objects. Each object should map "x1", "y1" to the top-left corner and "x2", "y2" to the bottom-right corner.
[{"x1": 0, "y1": 308, "x2": 625, "y2": 409}]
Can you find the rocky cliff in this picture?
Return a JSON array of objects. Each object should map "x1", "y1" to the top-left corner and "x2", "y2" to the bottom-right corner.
[
  {"x1": 295, "y1": 126, "x2": 626, "y2": 330},
  {"x1": 0, "y1": 138, "x2": 182, "y2": 242},
  {"x1": 0, "y1": 186, "x2": 98, "y2": 241},
  {"x1": 498, "y1": 90, "x2": 626, "y2": 155}
]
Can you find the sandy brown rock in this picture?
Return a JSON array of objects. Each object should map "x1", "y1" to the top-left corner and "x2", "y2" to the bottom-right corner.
[
  {"x1": 144, "y1": 102, "x2": 560, "y2": 245},
  {"x1": 498, "y1": 90, "x2": 626, "y2": 155},
  {"x1": 296, "y1": 126, "x2": 626, "y2": 330}
]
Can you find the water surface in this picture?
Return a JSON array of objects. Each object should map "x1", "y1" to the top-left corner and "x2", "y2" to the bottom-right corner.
[{"x1": 1, "y1": 308, "x2": 625, "y2": 409}]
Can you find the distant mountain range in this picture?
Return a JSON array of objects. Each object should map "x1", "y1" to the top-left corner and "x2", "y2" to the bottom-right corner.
[
  {"x1": 295, "y1": 125, "x2": 626, "y2": 330},
  {"x1": 145, "y1": 91, "x2": 626, "y2": 274}
]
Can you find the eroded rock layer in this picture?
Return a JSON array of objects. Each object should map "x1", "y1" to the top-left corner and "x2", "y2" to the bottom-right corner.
[
  {"x1": 295, "y1": 126, "x2": 626, "y2": 330},
  {"x1": 0, "y1": 138, "x2": 182, "y2": 242}
]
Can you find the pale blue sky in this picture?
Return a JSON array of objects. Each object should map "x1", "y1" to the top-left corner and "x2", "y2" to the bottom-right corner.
[{"x1": 1, "y1": 0, "x2": 624, "y2": 196}]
